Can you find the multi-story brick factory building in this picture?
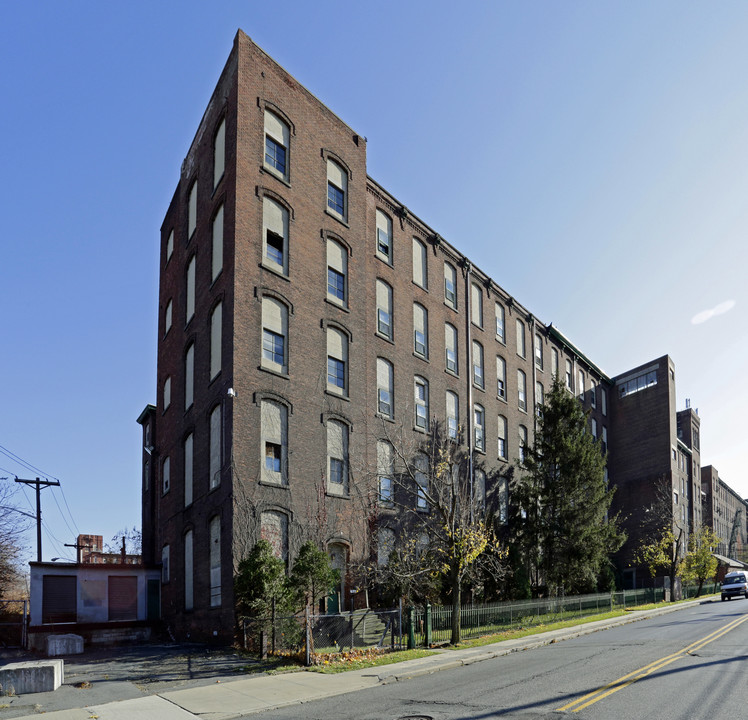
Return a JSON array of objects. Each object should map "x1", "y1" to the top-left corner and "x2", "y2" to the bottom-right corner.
[
  {"x1": 138, "y1": 30, "x2": 744, "y2": 641},
  {"x1": 701, "y1": 465, "x2": 748, "y2": 563}
]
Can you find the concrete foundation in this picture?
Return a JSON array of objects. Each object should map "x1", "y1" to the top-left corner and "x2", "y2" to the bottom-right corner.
[
  {"x1": 0, "y1": 659, "x2": 64, "y2": 694},
  {"x1": 46, "y1": 633, "x2": 84, "y2": 657}
]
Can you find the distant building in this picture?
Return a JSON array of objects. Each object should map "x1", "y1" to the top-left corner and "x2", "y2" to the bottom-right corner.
[
  {"x1": 607, "y1": 357, "x2": 704, "y2": 589},
  {"x1": 701, "y1": 466, "x2": 748, "y2": 562},
  {"x1": 77, "y1": 534, "x2": 141, "y2": 566}
]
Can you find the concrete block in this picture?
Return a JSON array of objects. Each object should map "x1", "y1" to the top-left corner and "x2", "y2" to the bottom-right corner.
[
  {"x1": 47, "y1": 633, "x2": 84, "y2": 656},
  {"x1": 0, "y1": 659, "x2": 64, "y2": 694}
]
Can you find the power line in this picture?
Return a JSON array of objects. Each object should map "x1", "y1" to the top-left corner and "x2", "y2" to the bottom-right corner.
[
  {"x1": 51, "y1": 490, "x2": 79, "y2": 539},
  {"x1": 0, "y1": 443, "x2": 61, "y2": 481},
  {"x1": 0, "y1": 443, "x2": 81, "y2": 538}
]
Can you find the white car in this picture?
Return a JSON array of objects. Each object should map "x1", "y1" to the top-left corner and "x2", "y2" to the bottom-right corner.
[{"x1": 720, "y1": 571, "x2": 748, "y2": 601}]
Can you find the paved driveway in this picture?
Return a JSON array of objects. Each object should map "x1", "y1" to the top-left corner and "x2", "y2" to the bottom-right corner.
[{"x1": 0, "y1": 643, "x2": 271, "y2": 718}]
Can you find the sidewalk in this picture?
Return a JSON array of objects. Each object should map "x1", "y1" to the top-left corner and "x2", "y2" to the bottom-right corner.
[{"x1": 5, "y1": 600, "x2": 709, "y2": 720}]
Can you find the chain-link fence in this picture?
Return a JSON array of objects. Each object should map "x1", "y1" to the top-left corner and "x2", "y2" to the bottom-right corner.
[
  {"x1": 408, "y1": 587, "x2": 697, "y2": 646},
  {"x1": 240, "y1": 606, "x2": 402, "y2": 663}
]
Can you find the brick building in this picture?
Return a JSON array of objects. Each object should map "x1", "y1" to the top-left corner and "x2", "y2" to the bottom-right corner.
[
  {"x1": 139, "y1": 30, "x2": 743, "y2": 640},
  {"x1": 701, "y1": 465, "x2": 748, "y2": 562},
  {"x1": 606, "y1": 357, "x2": 704, "y2": 588}
]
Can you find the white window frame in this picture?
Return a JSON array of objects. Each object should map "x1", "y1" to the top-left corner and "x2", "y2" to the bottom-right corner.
[
  {"x1": 376, "y1": 279, "x2": 393, "y2": 339},
  {"x1": 261, "y1": 400, "x2": 288, "y2": 486},
  {"x1": 262, "y1": 197, "x2": 289, "y2": 276},
  {"x1": 326, "y1": 327, "x2": 348, "y2": 396},
  {"x1": 264, "y1": 110, "x2": 289, "y2": 181},
  {"x1": 327, "y1": 419, "x2": 349, "y2": 496},
  {"x1": 496, "y1": 355, "x2": 506, "y2": 400},
  {"x1": 474, "y1": 404, "x2": 486, "y2": 452},
  {"x1": 376, "y1": 210, "x2": 393, "y2": 263},
  {"x1": 445, "y1": 323, "x2": 458, "y2": 374},
  {"x1": 261, "y1": 296, "x2": 288, "y2": 374},
  {"x1": 498, "y1": 415, "x2": 508, "y2": 460},
  {"x1": 377, "y1": 358, "x2": 394, "y2": 418},
  {"x1": 495, "y1": 303, "x2": 505, "y2": 342},
  {"x1": 446, "y1": 391, "x2": 459, "y2": 440},
  {"x1": 518, "y1": 369, "x2": 527, "y2": 411},
  {"x1": 327, "y1": 238, "x2": 348, "y2": 306},
  {"x1": 472, "y1": 340, "x2": 484, "y2": 389},
  {"x1": 414, "y1": 376, "x2": 429, "y2": 430},
  {"x1": 413, "y1": 303, "x2": 429, "y2": 359}
]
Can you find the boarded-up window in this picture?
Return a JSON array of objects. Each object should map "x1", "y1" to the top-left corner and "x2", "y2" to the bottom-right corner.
[
  {"x1": 210, "y1": 405, "x2": 221, "y2": 489},
  {"x1": 261, "y1": 511, "x2": 289, "y2": 564},
  {"x1": 412, "y1": 238, "x2": 427, "y2": 288},
  {"x1": 163, "y1": 376, "x2": 171, "y2": 410},
  {"x1": 184, "y1": 434, "x2": 193, "y2": 507},
  {"x1": 188, "y1": 181, "x2": 197, "y2": 238},
  {"x1": 209, "y1": 516, "x2": 221, "y2": 607},
  {"x1": 213, "y1": 118, "x2": 225, "y2": 188},
  {"x1": 471, "y1": 283, "x2": 483, "y2": 327},
  {"x1": 377, "y1": 528, "x2": 395, "y2": 566},
  {"x1": 186, "y1": 257, "x2": 196, "y2": 323},
  {"x1": 42, "y1": 575, "x2": 77, "y2": 624},
  {"x1": 185, "y1": 344, "x2": 194, "y2": 410},
  {"x1": 184, "y1": 530, "x2": 194, "y2": 611},
  {"x1": 108, "y1": 576, "x2": 137, "y2": 621},
  {"x1": 212, "y1": 204, "x2": 223, "y2": 281},
  {"x1": 210, "y1": 302, "x2": 222, "y2": 380}
]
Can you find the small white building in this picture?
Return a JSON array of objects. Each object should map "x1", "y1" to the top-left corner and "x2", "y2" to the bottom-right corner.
[{"x1": 28, "y1": 562, "x2": 161, "y2": 649}]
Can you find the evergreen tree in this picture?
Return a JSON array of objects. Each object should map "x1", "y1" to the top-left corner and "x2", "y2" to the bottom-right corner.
[
  {"x1": 234, "y1": 540, "x2": 291, "y2": 619},
  {"x1": 513, "y1": 377, "x2": 624, "y2": 595},
  {"x1": 289, "y1": 541, "x2": 338, "y2": 611}
]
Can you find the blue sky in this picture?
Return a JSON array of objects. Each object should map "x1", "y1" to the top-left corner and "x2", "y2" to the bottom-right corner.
[{"x1": 1, "y1": 1, "x2": 746, "y2": 562}]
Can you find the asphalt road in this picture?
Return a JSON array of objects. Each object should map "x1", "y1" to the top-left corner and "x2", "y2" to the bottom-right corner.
[{"x1": 258, "y1": 599, "x2": 748, "y2": 720}]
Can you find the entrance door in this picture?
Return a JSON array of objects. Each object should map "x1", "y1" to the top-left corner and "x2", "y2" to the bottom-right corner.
[{"x1": 327, "y1": 543, "x2": 347, "y2": 614}]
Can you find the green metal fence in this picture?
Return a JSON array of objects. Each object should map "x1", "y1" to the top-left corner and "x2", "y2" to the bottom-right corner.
[{"x1": 406, "y1": 586, "x2": 709, "y2": 647}]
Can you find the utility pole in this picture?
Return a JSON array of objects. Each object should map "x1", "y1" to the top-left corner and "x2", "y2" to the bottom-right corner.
[
  {"x1": 14, "y1": 477, "x2": 61, "y2": 562},
  {"x1": 64, "y1": 540, "x2": 92, "y2": 564}
]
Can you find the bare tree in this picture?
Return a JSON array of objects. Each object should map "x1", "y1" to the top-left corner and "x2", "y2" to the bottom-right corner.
[
  {"x1": 360, "y1": 418, "x2": 507, "y2": 644},
  {"x1": 0, "y1": 481, "x2": 30, "y2": 600}
]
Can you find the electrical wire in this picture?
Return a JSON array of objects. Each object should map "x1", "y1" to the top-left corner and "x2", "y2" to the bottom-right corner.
[
  {"x1": 0, "y1": 442, "x2": 81, "y2": 539},
  {"x1": 0, "y1": 443, "x2": 62, "y2": 481},
  {"x1": 51, "y1": 490, "x2": 79, "y2": 540}
]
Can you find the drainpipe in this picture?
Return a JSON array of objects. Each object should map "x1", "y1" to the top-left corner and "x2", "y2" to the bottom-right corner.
[
  {"x1": 463, "y1": 259, "x2": 474, "y2": 523},
  {"x1": 530, "y1": 315, "x2": 537, "y2": 428}
]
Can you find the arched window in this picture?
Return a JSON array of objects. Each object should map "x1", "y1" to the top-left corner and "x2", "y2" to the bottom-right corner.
[
  {"x1": 377, "y1": 358, "x2": 393, "y2": 418},
  {"x1": 412, "y1": 238, "x2": 427, "y2": 288},
  {"x1": 264, "y1": 110, "x2": 289, "y2": 180},
  {"x1": 262, "y1": 296, "x2": 288, "y2": 373}
]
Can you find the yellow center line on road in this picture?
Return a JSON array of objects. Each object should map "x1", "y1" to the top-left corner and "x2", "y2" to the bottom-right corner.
[{"x1": 556, "y1": 612, "x2": 748, "y2": 713}]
